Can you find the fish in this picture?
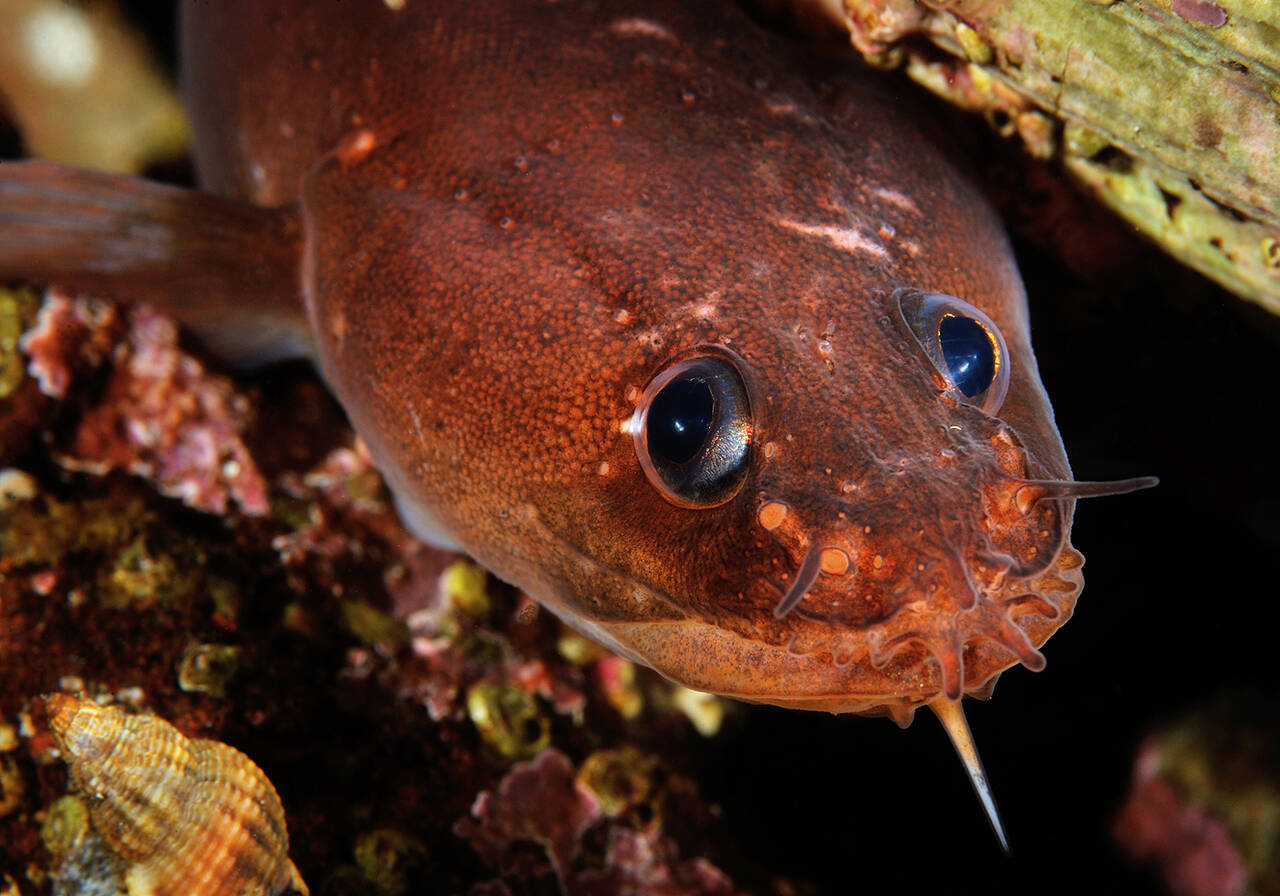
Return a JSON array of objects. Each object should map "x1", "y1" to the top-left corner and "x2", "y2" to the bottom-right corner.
[{"x1": 0, "y1": 0, "x2": 1154, "y2": 845}]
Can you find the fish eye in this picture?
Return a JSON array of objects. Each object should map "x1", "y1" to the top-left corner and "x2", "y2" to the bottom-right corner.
[
  {"x1": 939, "y1": 314, "x2": 996, "y2": 398},
  {"x1": 897, "y1": 290, "x2": 1011, "y2": 414},
  {"x1": 632, "y1": 352, "x2": 753, "y2": 508}
]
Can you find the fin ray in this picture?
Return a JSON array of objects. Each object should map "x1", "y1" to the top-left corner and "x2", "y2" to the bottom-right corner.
[{"x1": 0, "y1": 160, "x2": 308, "y2": 365}]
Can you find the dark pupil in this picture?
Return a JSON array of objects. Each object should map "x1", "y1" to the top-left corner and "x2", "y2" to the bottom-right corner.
[
  {"x1": 648, "y1": 378, "x2": 714, "y2": 465},
  {"x1": 939, "y1": 314, "x2": 995, "y2": 398}
]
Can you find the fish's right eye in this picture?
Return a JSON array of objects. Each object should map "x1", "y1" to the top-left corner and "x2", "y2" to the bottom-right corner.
[{"x1": 632, "y1": 352, "x2": 753, "y2": 508}]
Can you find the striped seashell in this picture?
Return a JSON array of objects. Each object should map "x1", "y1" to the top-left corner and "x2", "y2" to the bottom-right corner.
[{"x1": 45, "y1": 694, "x2": 308, "y2": 896}]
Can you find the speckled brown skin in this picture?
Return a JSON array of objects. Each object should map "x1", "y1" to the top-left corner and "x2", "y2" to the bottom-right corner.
[{"x1": 1, "y1": 0, "x2": 1080, "y2": 722}]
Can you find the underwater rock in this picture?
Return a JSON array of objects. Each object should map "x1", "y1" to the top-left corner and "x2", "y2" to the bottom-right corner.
[
  {"x1": 45, "y1": 694, "x2": 307, "y2": 896},
  {"x1": 456, "y1": 748, "x2": 743, "y2": 895},
  {"x1": 819, "y1": 0, "x2": 1280, "y2": 315},
  {"x1": 1114, "y1": 696, "x2": 1280, "y2": 896},
  {"x1": 456, "y1": 749, "x2": 601, "y2": 889},
  {"x1": 64, "y1": 303, "x2": 269, "y2": 516}
]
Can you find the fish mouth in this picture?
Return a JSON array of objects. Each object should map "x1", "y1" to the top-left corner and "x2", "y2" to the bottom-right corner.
[
  {"x1": 756, "y1": 472, "x2": 1156, "y2": 709},
  {"x1": 773, "y1": 540, "x2": 1085, "y2": 711},
  {"x1": 542, "y1": 473, "x2": 1150, "y2": 851},
  {"x1": 583, "y1": 535, "x2": 1087, "y2": 727}
]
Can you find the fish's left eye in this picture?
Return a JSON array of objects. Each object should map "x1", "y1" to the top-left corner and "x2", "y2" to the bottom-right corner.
[
  {"x1": 631, "y1": 351, "x2": 753, "y2": 508},
  {"x1": 939, "y1": 313, "x2": 996, "y2": 399},
  {"x1": 897, "y1": 290, "x2": 1011, "y2": 414}
]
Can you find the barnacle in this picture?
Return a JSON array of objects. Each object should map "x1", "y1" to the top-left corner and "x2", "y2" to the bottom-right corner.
[
  {"x1": 0, "y1": 753, "x2": 23, "y2": 817},
  {"x1": 339, "y1": 598, "x2": 410, "y2": 650},
  {"x1": 45, "y1": 694, "x2": 308, "y2": 896},
  {"x1": 465, "y1": 683, "x2": 550, "y2": 761},
  {"x1": 40, "y1": 795, "x2": 91, "y2": 860},
  {"x1": 351, "y1": 829, "x2": 429, "y2": 896},
  {"x1": 176, "y1": 643, "x2": 243, "y2": 699},
  {"x1": 41, "y1": 794, "x2": 127, "y2": 896},
  {"x1": 440, "y1": 558, "x2": 491, "y2": 619},
  {"x1": 0, "y1": 285, "x2": 39, "y2": 399},
  {"x1": 577, "y1": 746, "x2": 663, "y2": 821},
  {"x1": 0, "y1": 493, "x2": 213, "y2": 612}
]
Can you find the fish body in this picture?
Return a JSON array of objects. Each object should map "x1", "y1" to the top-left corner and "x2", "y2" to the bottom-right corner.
[{"x1": 0, "y1": 0, "x2": 1135, "y2": 741}]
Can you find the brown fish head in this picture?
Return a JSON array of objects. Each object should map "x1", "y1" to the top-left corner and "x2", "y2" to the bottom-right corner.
[
  {"x1": 559, "y1": 284, "x2": 1082, "y2": 722},
  {"x1": 288, "y1": 2, "x2": 1089, "y2": 723},
  {"x1": 300, "y1": 168, "x2": 1074, "y2": 726}
]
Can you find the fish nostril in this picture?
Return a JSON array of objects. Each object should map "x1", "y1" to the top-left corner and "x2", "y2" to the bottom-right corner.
[
  {"x1": 820, "y1": 547, "x2": 849, "y2": 576},
  {"x1": 1012, "y1": 483, "x2": 1039, "y2": 515},
  {"x1": 757, "y1": 500, "x2": 787, "y2": 531}
]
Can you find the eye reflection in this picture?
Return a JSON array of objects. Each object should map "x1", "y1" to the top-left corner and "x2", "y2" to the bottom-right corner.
[{"x1": 632, "y1": 351, "x2": 753, "y2": 508}]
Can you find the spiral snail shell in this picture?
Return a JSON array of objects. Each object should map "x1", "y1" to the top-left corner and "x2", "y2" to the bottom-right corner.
[{"x1": 45, "y1": 694, "x2": 308, "y2": 896}]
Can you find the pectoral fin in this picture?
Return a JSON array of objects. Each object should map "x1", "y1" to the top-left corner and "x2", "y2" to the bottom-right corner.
[{"x1": 0, "y1": 160, "x2": 308, "y2": 366}]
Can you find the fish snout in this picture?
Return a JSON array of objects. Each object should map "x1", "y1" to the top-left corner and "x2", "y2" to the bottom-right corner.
[
  {"x1": 755, "y1": 430, "x2": 1080, "y2": 703},
  {"x1": 975, "y1": 424, "x2": 1070, "y2": 578}
]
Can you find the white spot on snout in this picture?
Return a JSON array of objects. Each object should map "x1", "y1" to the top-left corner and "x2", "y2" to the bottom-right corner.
[
  {"x1": 686, "y1": 291, "x2": 720, "y2": 322},
  {"x1": 384, "y1": 0, "x2": 406, "y2": 9},
  {"x1": 871, "y1": 186, "x2": 919, "y2": 214},
  {"x1": 634, "y1": 328, "x2": 664, "y2": 349},
  {"x1": 24, "y1": 3, "x2": 99, "y2": 87},
  {"x1": 776, "y1": 218, "x2": 889, "y2": 260},
  {"x1": 610, "y1": 18, "x2": 677, "y2": 41}
]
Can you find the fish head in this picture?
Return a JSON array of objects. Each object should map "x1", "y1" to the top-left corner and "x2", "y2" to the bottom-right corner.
[{"x1": 292, "y1": 18, "x2": 1090, "y2": 722}]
